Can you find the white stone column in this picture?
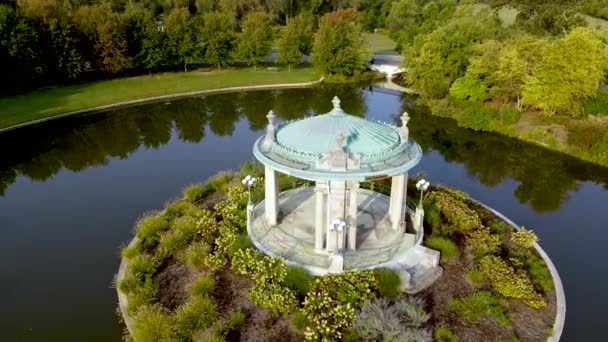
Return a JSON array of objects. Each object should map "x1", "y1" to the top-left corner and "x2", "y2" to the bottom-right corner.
[
  {"x1": 326, "y1": 181, "x2": 347, "y2": 253},
  {"x1": 314, "y1": 185, "x2": 325, "y2": 251},
  {"x1": 347, "y1": 182, "x2": 359, "y2": 250},
  {"x1": 264, "y1": 165, "x2": 279, "y2": 226},
  {"x1": 389, "y1": 173, "x2": 408, "y2": 230}
]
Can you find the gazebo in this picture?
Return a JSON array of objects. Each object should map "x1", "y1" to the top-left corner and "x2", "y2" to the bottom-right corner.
[{"x1": 248, "y1": 96, "x2": 442, "y2": 293}]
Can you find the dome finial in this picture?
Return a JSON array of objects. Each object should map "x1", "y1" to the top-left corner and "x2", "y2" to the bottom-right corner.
[{"x1": 332, "y1": 96, "x2": 341, "y2": 109}]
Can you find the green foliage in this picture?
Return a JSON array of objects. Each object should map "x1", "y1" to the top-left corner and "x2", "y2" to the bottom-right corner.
[
  {"x1": 118, "y1": 275, "x2": 142, "y2": 295},
  {"x1": 237, "y1": 12, "x2": 274, "y2": 70},
  {"x1": 435, "y1": 327, "x2": 456, "y2": 342},
  {"x1": 479, "y1": 255, "x2": 546, "y2": 309},
  {"x1": 582, "y1": 0, "x2": 608, "y2": 20},
  {"x1": 174, "y1": 296, "x2": 218, "y2": 338},
  {"x1": 248, "y1": 281, "x2": 298, "y2": 315},
  {"x1": 227, "y1": 310, "x2": 246, "y2": 330},
  {"x1": 353, "y1": 297, "x2": 431, "y2": 341},
  {"x1": 515, "y1": 3, "x2": 585, "y2": 36},
  {"x1": 184, "y1": 241, "x2": 211, "y2": 270},
  {"x1": 426, "y1": 189, "x2": 482, "y2": 235},
  {"x1": 487, "y1": 219, "x2": 511, "y2": 236},
  {"x1": 590, "y1": 133, "x2": 608, "y2": 166},
  {"x1": 205, "y1": 171, "x2": 234, "y2": 192},
  {"x1": 423, "y1": 202, "x2": 441, "y2": 229},
  {"x1": 584, "y1": 89, "x2": 608, "y2": 116},
  {"x1": 285, "y1": 266, "x2": 313, "y2": 297},
  {"x1": 404, "y1": 9, "x2": 500, "y2": 98},
  {"x1": 450, "y1": 76, "x2": 488, "y2": 102},
  {"x1": 449, "y1": 291, "x2": 508, "y2": 325},
  {"x1": 202, "y1": 11, "x2": 236, "y2": 70},
  {"x1": 425, "y1": 236, "x2": 458, "y2": 260},
  {"x1": 128, "y1": 254, "x2": 158, "y2": 279},
  {"x1": 190, "y1": 275, "x2": 216, "y2": 297},
  {"x1": 312, "y1": 9, "x2": 369, "y2": 76},
  {"x1": 467, "y1": 268, "x2": 485, "y2": 286},
  {"x1": 502, "y1": 107, "x2": 521, "y2": 125},
  {"x1": 522, "y1": 28, "x2": 607, "y2": 116},
  {"x1": 278, "y1": 14, "x2": 313, "y2": 70},
  {"x1": 164, "y1": 7, "x2": 201, "y2": 71},
  {"x1": 523, "y1": 128, "x2": 559, "y2": 148},
  {"x1": 458, "y1": 104, "x2": 497, "y2": 132},
  {"x1": 509, "y1": 250, "x2": 553, "y2": 292},
  {"x1": 127, "y1": 277, "x2": 160, "y2": 315},
  {"x1": 374, "y1": 268, "x2": 401, "y2": 296},
  {"x1": 135, "y1": 212, "x2": 168, "y2": 250},
  {"x1": 291, "y1": 311, "x2": 308, "y2": 330},
  {"x1": 164, "y1": 199, "x2": 204, "y2": 221},
  {"x1": 467, "y1": 227, "x2": 502, "y2": 258},
  {"x1": 183, "y1": 183, "x2": 206, "y2": 203},
  {"x1": 132, "y1": 304, "x2": 175, "y2": 342},
  {"x1": 121, "y1": 242, "x2": 142, "y2": 259},
  {"x1": 511, "y1": 227, "x2": 539, "y2": 249},
  {"x1": 227, "y1": 232, "x2": 254, "y2": 258},
  {"x1": 157, "y1": 216, "x2": 201, "y2": 259},
  {"x1": 303, "y1": 271, "x2": 379, "y2": 341}
]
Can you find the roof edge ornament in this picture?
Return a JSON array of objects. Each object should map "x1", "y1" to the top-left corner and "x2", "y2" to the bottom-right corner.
[
  {"x1": 332, "y1": 96, "x2": 341, "y2": 109},
  {"x1": 261, "y1": 110, "x2": 276, "y2": 152},
  {"x1": 399, "y1": 111, "x2": 410, "y2": 141},
  {"x1": 316, "y1": 132, "x2": 361, "y2": 171}
]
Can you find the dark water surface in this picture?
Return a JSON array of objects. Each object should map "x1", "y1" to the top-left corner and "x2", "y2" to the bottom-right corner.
[{"x1": 1, "y1": 84, "x2": 607, "y2": 341}]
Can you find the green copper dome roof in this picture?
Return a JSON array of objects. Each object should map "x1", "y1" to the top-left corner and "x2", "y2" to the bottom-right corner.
[
  {"x1": 276, "y1": 107, "x2": 400, "y2": 156},
  {"x1": 253, "y1": 96, "x2": 422, "y2": 181}
]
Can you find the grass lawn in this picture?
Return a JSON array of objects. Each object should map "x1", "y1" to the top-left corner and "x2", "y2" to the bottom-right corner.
[
  {"x1": 366, "y1": 32, "x2": 399, "y2": 55},
  {"x1": 0, "y1": 65, "x2": 321, "y2": 129}
]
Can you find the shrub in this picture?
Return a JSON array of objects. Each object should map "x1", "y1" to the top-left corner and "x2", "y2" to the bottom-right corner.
[
  {"x1": 449, "y1": 291, "x2": 508, "y2": 325},
  {"x1": 511, "y1": 227, "x2": 538, "y2": 249},
  {"x1": 502, "y1": 107, "x2": 521, "y2": 125},
  {"x1": 375, "y1": 268, "x2": 401, "y2": 296},
  {"x1": 467, "y1": 227, "x2": 502, "y2": 258},
  {"x1": 121, "y1": 242, "x2": 142, "y2": 259},
  {"x1": 285, "y1": 266, "x2": 314, "y2": 297},
  {"x1": 227, "y1": 310, "x2": 246, "y2": 330},
  {"x1": 523, "y1": 128, "x2": 558, "y2": 148},
  {"x1": 308, "y1": 271, "x2": 379, "y2": 308},
  {"x1": 174, "y1": 297, "x2": 218, "y2": 338},
  {"x1": 583, "y1": 89, "x2": 608, "y2": 116},
  {"x1": 467, "y1": 268, "x2": 485, "y2": 286},
  {"x1": 248, "y1": 281, "x2": 298, "y2": 315},
  {"x1": 292, "y1": 311, "x2": 308, "y2": 330},
  {"x1": 173, "y1": 216, "x2": 199, "y2": 238},
  {"x1": 128, "y1": 254, "x2": 158, "y2": 279},
  {"x1": 450, "y1": 76, "x2": 488, "y2": 103},
  {"x1": 164, "y1": 200, "x2": 203, "y2": 221},
  {"x1": 590, "y1": 133, "x2": 608, "y2": 166},
  {"x1": 183, "y1": 183, "x2": 206, "y2": 202},
  {"x1": 353, "y1": 297, "x2": 430, "y2": 341},
  {"x1": 510, "y1": 250, "x2": 553, "y2": 292},
  {"x1": 197, "y1": 332, "x2": 226, "y2": 342},
  {"x1": 118, "y1": 275, "x2": 142, "y2": 295},
  {"x1": 197, "y1": 210, "x2": 220, "y2": 244},
  {"x1": 132, "y1": 304, "x2": 175, "y2": 342},
  {"x1": 479, "y1": 255, "x2": 546, "y2": 309},
  {"x1": 423, "y1": 203, "x2": 441, "y2": 230},
  {"x1": 227, "y1": 232, "x2": 254, "y2": 258},
  {"x1": 425, "y1": 236, "x2": 458, "y2": 260},
  {"x1": 426, "y1": 190, "x2": 482, "y2": 235},
  {"x1": 205, "y1": 171, "x2": 234, "y2": 192},
  {"x1": 157, "y1": 230, "x2": 191, "y2": 259},
  {"x1": 135, "y1": 212, "x2": 168, "y2": 249},
  {"x1": 435, "y1": 327, "x2": 455, "y2": 342},
  {"x1": 568, "y1": 123, "x2": 606, "y2": 152},
  {"x1": 231, "y1": 248, "x2": 286, "y2": 283},
  {"x1": 487, "y1": 219, "x2": 510, "y2": 236},
  {"x1": 127, "y1": 277, "x2": 160, "y2": 315},
  {"x1": 458, "y1": 105, "x2": 497, "y2": 131},
  {"x1": 184, "y1": 241, "x2": 211, "y2": 271},
  {"x1": 343, "y1": 330, "x2": 361, "y2": 342},
  {"x1": 190, "y1": 275, "x2": 215, "y2": 297}
]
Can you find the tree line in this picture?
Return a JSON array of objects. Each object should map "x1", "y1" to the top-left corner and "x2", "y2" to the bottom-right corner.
[{"x1": 0, "y1": 0, "x2": 379, "y2": 93}]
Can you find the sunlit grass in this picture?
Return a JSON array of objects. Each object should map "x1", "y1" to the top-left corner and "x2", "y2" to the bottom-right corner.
[
  {"x1": 0, "y1": 65, "x2": 321, "y2": 129},
  {"x1": 366, "y1": 32, "x2": 398, "y2": 55}
]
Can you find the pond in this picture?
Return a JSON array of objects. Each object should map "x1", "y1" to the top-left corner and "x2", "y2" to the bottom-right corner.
[{"x1": 0, "y1": 84, "x2": 607, "y2": 341}]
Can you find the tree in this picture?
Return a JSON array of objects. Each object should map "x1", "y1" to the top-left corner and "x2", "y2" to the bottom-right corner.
[
  {"x1": 165, "y1": 7, "x2": 201, "y2": 71},
  {"x1": 124, "y1": 4, "x2": 166, "y2": 72},
  {"x1": 236, "y1": 11, "x2": 273, "y2": 71},
  {"x1": 522, "y1": 27, "x2": 607, "y2": 116},
  {"x1": 266, "y1": 0, "x2": 293, "y2": 23},
  {"x1": 404, "y1": 9, "x2": 500, "y2": 98},
  {"x1": 202, "y1": 11, "x2": 236, "y2": 70},
  {"x1": 514, "y1": 2, "x2": 585, "y2": 36},
  {"x1": 312, "y1": 9, "x2": 368, "y2": 76},
  {"x1": 277, "y1": 13, "x2": 312, "y2": 71},
  {"x1": 0, "y1": 5, "x2": 40, "y2": 89},
  {"x1": 95, "y1": 12, "x2": 129, "y2": 75}
]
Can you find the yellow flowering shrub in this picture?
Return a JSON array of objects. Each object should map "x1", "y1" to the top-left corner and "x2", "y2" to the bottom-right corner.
[
  {"x1": 426, "y1": 190, "x2": 482, "y2": 234},
  {"x1": 467, "y1": 227, "x2": 502, "y2": 258},
  {"x1": 479, "y1": 256, "x2": 546, "y2": 309},
  {"x1": 511, "y1": 227, "x2": 539, "y2": 249}
]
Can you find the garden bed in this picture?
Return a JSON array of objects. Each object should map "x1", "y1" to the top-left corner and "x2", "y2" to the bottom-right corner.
[{"x1": 115, "y1": 164, "x2": 560, "y2": 342}]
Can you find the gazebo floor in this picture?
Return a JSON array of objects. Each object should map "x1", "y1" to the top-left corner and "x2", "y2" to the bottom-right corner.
[{"x1": 248, "y1": 187, "x2": 417, "y2": 274}]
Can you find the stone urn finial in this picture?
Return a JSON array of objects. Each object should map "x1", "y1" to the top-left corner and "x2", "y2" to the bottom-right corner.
[
  {"x1": 261, "y1": 110, "x2": 277, "y2": 151},
  {"x1": 399, "y1": 111, "x2": 410, "y2": 140},
  {"x1": 332, "y1": 96, "x2": 341, "y2": 109}
]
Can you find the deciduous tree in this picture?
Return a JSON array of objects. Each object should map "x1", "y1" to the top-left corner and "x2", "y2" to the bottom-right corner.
[
  {"x1": 277, "y1": 13, "x2": 312, "y2": 71},
  {"x1": 165, "y1": 7, "x2": 201, "y2": 71},
  {"x1": 236, "y1": 11, "x2": 273, "y2": 71},
  {"x1": 202, "y1": 11, "x2": 236, "y2": 70}
]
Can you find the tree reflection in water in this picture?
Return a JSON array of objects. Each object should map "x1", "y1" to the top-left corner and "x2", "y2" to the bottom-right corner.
[{"x1": 0, "y1": 85, "x2": 607, "y2": 213}]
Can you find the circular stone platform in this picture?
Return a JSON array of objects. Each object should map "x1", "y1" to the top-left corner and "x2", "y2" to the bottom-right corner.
[{"x1": 248, "y1": 187, "x2": 422, "y2": 275}]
